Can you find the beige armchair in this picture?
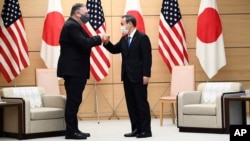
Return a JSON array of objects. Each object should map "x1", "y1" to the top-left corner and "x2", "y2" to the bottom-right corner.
[
  {"x1": 177, "y1": 82, "x2": 243, "y2": 133},
  {"x1": 0, "y1": 86, "x2": 66, "y2": 139}
]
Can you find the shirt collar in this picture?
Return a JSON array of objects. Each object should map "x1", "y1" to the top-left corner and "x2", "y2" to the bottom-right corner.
[{"x1": 128, "y1": 28, "x2": 136, "y2": 38}]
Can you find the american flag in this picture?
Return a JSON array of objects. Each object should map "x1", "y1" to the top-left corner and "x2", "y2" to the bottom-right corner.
[
  {"x1": 158, "y1": 0, "x2": 189, "y2": 72},
  {"x1": 83, "y1": 0, "x2": 110, "y2": 81},
  {"x1": 0, "y1": 0, "x2": 30, "y2": 83}
]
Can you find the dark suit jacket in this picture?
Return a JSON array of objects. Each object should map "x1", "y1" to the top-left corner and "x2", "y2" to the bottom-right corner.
[
  {"x1": 104, "y1": 30, "x2": 152, "y2": 83},
  {"x1": 57, "y1": 17, "x2": 102, "y2": 79}
]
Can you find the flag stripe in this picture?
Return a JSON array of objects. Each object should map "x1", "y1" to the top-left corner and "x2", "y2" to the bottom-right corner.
[
  {"x1": 159, "y1": 19, "x2": 179, "y2": 66},
  {"x1": 83, "y1": 23, "x2": 110, "y2": 80},
  {"x1": 0, "y1": 0, "x2": 29, "y2": 83},
  {"x1": 158, "y1": 42, "x2": 173, "y2": 71},
  {"x1": 91, "y1": 48, "x2": 108, "y2": 75},
  {"x1": 1, "y1": 21, "x2": 21, "y2": 66},
  {"x1": 8, "y1": 20, "x2": 29, "y2": 69},
  {"x1": 13, "y1": 20, "x2": 29, "y2": 68},
  {"x1": 158, "y1": 0, "x2": 189, "y2": 73},
  {"x1": 159, "y1": 17, "x2": 186, "y2": 66},
  {"x1": 159, "y1": 32, "x2": 177, "y2": 66},
  {"x1": 171, "y1": 22, "x2": 188, "y2": 63},
  {"x1": 0, "y1": 37, "x2": 20, "y2": 76},
  {"x1": 93, "y1": 46, "x2": 110, "y2": 68},
  {"x1": 90, "y1": 50, "x2": 108, "y2": 81},
  {"x1": 85, "y1": 0, "x2": 110, "y2": 81},
  {"x1": 0, "y1": 59, "x2": 14, "y2": 81}
]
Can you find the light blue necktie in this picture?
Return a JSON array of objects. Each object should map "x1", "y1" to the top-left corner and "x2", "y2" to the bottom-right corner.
[{"x1": 127, "y1": 36, "x2": 131, "y2": 48}]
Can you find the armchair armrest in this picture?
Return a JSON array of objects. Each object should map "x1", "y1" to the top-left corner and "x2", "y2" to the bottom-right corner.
[
  {"x1": 2, "y1": 97, "x2": 31, "y2": 119},
  {"x1": 215, "y1": 91, "x2": 243, "y2": 128},
  {"x1": 42, "y1": 95, "x2": 66, "y2": 109},
  {"x1": 215, "y1": 92, "x2": 227, "y2": 128},
  {"x1": 1, "y1": 97, "x2": 32, "y2": 133},
  {"x1": 177, "y1": 91, "x2": 201, "y2": 127},
  {"x1": 1, "y1": 97, "x2": 23, "y2": 104}
]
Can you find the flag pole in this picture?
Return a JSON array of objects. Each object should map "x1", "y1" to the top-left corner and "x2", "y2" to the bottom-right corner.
[
  {"x1": 14, "y1": 79, "x2": 17, "y2": 87},
  {"x1": 206, "y1": 76, "x2": 210, "y2": 83},
  {"x1": 93, "y1": 80, "x2": 100, "y2": 124},
  {"x1": 81, "y1": 79, "x2": 114, "y2": 123},
  {"x1": 92, "y1": 80, "x2": 115, "y2": 121}
]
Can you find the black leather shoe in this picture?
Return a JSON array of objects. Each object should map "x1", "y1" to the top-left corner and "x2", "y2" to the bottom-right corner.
[
  {"x1": 124, "y1": 129, "x2": 138, "y2": 137},
  {"x1": 78, "y1": 130, "x2": 90, "y2": 137},
  {"x1": 65, "y1": 132, "x2": 87, "y2": 139},
  {"x1": 136, "y1": 132, "x2": 152, "y2": 138}
]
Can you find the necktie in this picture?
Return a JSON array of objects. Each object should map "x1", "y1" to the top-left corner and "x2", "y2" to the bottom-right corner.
[{"x1": 127, "y1": 36, "x2": 131, "y2": 48}]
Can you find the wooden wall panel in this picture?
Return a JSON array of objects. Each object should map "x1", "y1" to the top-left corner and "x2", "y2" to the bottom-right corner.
[
  {"x1": 111, "y1": 0, "x2": 126, "y2": 16},
  {"x1": 112, "y1": 54, "x2": 122, "y2": 83},
  {"x1": 78, "y1": 84, "x2": 114, "y2": 118},
  {"x1": 148, "y1": 83, "x2": 171, "y2": 117},
  {"x1": 112, "y1": 84, "x2": 128, "y2": 117},
  {"x1": 19, "y1": 0, "x2": 47, "y2": 17},
  {"x1": 222, "y1": 14, "x2": 250, "y2": 47},
  {"x1": 1, "y1": 0, "x2": 250, "y2": 118},
  {"x1": 217, "y1": 0, "x2": 250, "y2": 14},
  {"x1": 144, "y1": 16, "x2": 162, "y2": 49},
  {"x1": 189, "y1": 48, "x2": 250, "y2": 82},
  {"x1": 151, "y1": 50, "x2": 170, "y2": 82},
  {"x1": 179, "y1": 0, "x2": 200, "y2": 15},
  {"x1": 25, "y1": 18, "x2": 44, "y2": 51},
  {"x1": 179, "y1": 0, "x2": 250, "y2": 15}
]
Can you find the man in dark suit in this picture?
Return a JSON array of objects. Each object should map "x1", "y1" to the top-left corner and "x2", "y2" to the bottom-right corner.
[
  {"x1": 103, "y1": 15, "x2": 152, "y2": 138},
  {"x1": 57, "y1": 3, "x2": 107, "y2": 140}
]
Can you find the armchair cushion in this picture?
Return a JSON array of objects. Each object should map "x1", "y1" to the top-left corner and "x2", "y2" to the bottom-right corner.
[
  {"x1": 30, "y1": 107, "x2": 64, "y2": 120},
  {"x1": 183, "y1": 104, "x2": 216, "y2": 115}
]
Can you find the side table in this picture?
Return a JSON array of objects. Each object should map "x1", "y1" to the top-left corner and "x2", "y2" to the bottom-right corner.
[
  {"x1": 0, "y1": 99, "x2": 23, "y2": 139},
  {"x1": 224, "y1": 93, "x2": 250, "y2": 133}
]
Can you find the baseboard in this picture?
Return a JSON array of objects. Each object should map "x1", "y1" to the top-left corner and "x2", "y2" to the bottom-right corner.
[
  {"x1": 3, "y1": 130, "x2": 65, "y2": 140},
  {"x1": 178, "y1": 127, "x2": 226, "y2": 134}
]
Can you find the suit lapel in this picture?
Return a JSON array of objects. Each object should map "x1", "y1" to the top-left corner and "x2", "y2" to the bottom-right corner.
[
  {"x1": 125, "y1": 30, "x2": 139, "y2": 57},
  {"x1": 127, "y1": 30, "x2": 138, "y2": 50}
]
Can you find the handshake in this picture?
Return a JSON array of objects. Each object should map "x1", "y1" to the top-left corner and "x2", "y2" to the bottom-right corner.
[{"x1": 99, "y1": 33, "x2": 110, "y2": 44}]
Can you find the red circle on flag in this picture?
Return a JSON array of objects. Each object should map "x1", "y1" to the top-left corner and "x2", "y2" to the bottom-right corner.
[
  {"x1": 197, "y1": 8, "x2": 222, "y2": 43},
  {"x1": 42, "y1": 12, "x2": 64, "y2": 46}
]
